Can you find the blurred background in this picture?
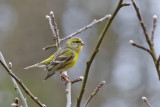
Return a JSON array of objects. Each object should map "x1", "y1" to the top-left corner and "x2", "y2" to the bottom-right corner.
[{"x1": 0, "y1": 0, "x2": 160, "y2": 106}]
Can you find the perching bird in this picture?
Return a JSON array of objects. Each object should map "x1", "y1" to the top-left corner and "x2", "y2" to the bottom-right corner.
[{"x1": 24, "y1": 37, "x2": 84, "y2": 80}]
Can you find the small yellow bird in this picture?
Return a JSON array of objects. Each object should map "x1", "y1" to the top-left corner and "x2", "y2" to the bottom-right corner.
[{"x1": 25, "y1": 37, "x2": 84, "y2": 80}]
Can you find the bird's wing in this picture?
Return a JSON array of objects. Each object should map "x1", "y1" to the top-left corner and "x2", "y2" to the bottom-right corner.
[
  {"x1": 44, "y1": 49, "x2": 75, "y2": 80},
  {"x1": 46, "y1": 49, "x2": 75, "y2": 71},
  {"x1": 52, "y1": 49, "x2": 74, "y2": 64}
]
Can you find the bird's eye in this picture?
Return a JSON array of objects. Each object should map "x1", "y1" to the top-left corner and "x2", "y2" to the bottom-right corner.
[{"x1": 75, "y1": 41, "x2": 79, "y2": 43}]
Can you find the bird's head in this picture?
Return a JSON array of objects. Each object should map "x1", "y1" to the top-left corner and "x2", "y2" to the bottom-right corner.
[{"x1": 67, "y1": 37, "x2": 84, "y2": 53}]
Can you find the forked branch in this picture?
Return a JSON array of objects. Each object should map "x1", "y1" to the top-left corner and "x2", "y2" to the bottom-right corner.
[
  {"x1": 131, "y1": 0, "x2": 160, "y2": 80},
  {"x1": 76, "y1": 0, "x2": 130, "y2": 107},
  {"x1": 0, "y1": 52, "x2": 45, "y2": 107}
]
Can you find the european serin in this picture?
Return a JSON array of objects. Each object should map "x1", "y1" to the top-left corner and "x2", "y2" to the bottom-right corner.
[{"x1": 25, "y1": 37, "x2": 84, "y2": 80}]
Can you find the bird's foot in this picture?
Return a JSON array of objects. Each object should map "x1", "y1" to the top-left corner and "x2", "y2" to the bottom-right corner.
[{"x1": 61, "y1": 74, "x2": 70, "y2": 83}]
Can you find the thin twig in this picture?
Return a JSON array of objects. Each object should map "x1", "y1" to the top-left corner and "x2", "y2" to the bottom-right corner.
[
  {"x1": 46, "y1": 11, "x2": 60, "y2": 48},
  {"x1": 0, "y1": 52, "x2": 45, "y2": 107},
  {"x1": 50, "y1": 11, "x2": 60, "y2": 48},
  {"x1": 84, "y1": 81, "x2": 105, "y2": 107},
  {"x1": 131, "y1": 0, "x2": 151, "y2": 43},
  {"x1": 43, "y1": 44, "x2": 56, "y2": 50},
  {"x1": 50, "y1": 11, "x2": 59, "y2": 37},
  {"x1": 9, "y1": 64, "x2": 28, "y2": 107},
  {"x1": 142, "y1": 96, "x2": 152, "y2": 107},
  {"x1": 157, "y1": 55, "x2": 160, "y2": 71},
  {"x1": 0, "y1": 52, "x2": 28, "y2": 107},
  {"x1": 151, "y1": 15, "x2": 157, "y2": 42},
  {"x1": 121, "y1": 2, "x2": 131, "y2": 7},
  {"x1": 46, "y1": 15, "x2": 56, "y2": 39},
  {"x1": 71, "y1": 76, "x2": 84, "y2": 84},
  {"x1": 76, "y1": 0, "x2": 129, "y2": 107},
  {"x1": 43, "y1": 14, "x2": 112, "y2": 51},
  {"x1": 43, "y1": 14, "x2": 111, "y2": 50},
  {"x1": 60, "y1": 14, "x2": 111, "y2": 43},
  {"x1": 131, "y1": 0, "x2": 160, "y2": 80},
  {"x1": 129, "y1": 40, "x2": 151, "y2": 54}
]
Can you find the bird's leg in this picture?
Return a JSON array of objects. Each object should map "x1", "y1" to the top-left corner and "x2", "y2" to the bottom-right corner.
[{"x1": 60, "y1": 73, "x2": 70, "y2": 83}]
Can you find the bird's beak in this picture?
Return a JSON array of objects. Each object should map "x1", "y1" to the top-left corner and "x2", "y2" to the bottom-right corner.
[{"x1": 81, "y1": 42, "x2": 85, "y2": 46}]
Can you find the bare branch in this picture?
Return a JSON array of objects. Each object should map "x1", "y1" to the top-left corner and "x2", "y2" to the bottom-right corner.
[
  {"x1": 129, "y1": 40, "x2": 151, "y2": 53},
  {"x1": 151, "y1": 15, "x2": 157, "y2": 42},
  {"x1": 50, "y1": 11, "x2": 60, "y2": 48},
  {"x1": 0, "y1": 52, "x2": 28, "y2": 107},
  {"x1": 43, "y1": 44, "x2": 56, "y2": 50},
  {"x1": 0, "y1": 52, "x2": 45, "y2": 107},
  {"x1": 50, "y1": 11, "x2": 59, "y2": 37},
  {"x1": 60, "y1": 14, "x2": 111, "y2": 43},
  {"x1": 46, "y1": 15, "x2": 56, "y2": 39},
  {"x1": 61, "y1": 72, "x2": 72, "y2": 107},
  {"x1": 43, "y1": 14, "x2": 112, "y2": 51},
  {"x1": 142, "y1": 96, "x2": 152, "y2": 107},
  {"x1": 84, "y1": 81, "x2": 105, "y2": 107},
  {"x1": 131, "y1": 0, "x2": 160, "y2": 80},
  {"x1": 157, "y1": 55, "x2": 160, "y2": 71},
  {"x1": 71, "y1": 76, "x2": 84, "y2": 84},
  {"x1": 76, "y1": 0, "x2": 129, "y2": 106},
  {"x1": 121, "y1": 2, "x2": 131, "y2": 7},
  {"x1": 131, "y1": 0, "x2": 150, "y2": 43}
]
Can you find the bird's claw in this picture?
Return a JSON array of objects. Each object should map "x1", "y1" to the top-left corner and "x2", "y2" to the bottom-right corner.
[{"x1": 61, "y1": 74, "x2": 70, "y2": 83}]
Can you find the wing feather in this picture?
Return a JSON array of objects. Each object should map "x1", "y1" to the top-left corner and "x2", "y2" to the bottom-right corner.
[{"x1": 44, "y1": 48, "x2": 75, "y2": 80}]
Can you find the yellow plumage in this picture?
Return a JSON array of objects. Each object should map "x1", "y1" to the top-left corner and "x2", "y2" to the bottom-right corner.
[{"x1": 24, "y1": 38, "x2": 84, "y2": 80}]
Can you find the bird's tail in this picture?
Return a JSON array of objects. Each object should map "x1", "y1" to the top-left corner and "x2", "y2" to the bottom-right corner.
[{"x1": 24, "y1": 63, "x2": 41, "y2": 69}]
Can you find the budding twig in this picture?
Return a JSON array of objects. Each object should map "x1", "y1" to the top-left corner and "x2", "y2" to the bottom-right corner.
[
  {"x1": 131, "y1": 0, "x2": 150, "y2": 42},
  {"x1": 50, "y1": 11, "x2": 60, "y2": 48},
  {"x1": 43, "y1": 44, "x2": 56, "y2": 51},
  {"x1": 60, "y1": 14, "x2": 111, "y2": 43},
  {"x1": 142, "y1": 96, "x2": 152, "y2": 107},
  {"x1": 43, "y1": 14, "x2": 111, "y2": 50},
  {"x1": 0, "y1": 53, "x2": 28, "y2": 107},
  {"x1": 151, "y1": 15, "x2": 157, "y2": 42},
  {"x1": 77, "y1": 0, "x2": 130, "y2": 106},
  {"x1": 50, "y1": 11, "x2": 59, "y2": 37},
  {"x1": 131, "y1": 0, "x2": 160, "y2": 80},
  {"x1": 84, "y1": 81, "x2": 105, "y2": 107},
  {"x1": 71, "y1": 76, "x2": 84, "y2": 84},
  {"x1": 46, "y1": 12, "x2": 60, "y2": 48},
  {"x1": 121, "y1": 2, "x2": 131, "y2": 7},
  {"x1": 0, "y1": 52, "x2": 45, "y2": 107},
  {"x1": 129, "y1": 40, "x2": 151, "y2": 53},
  {"x1": 46, "y1": 15, "x2": 56, "y2": 39}
]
